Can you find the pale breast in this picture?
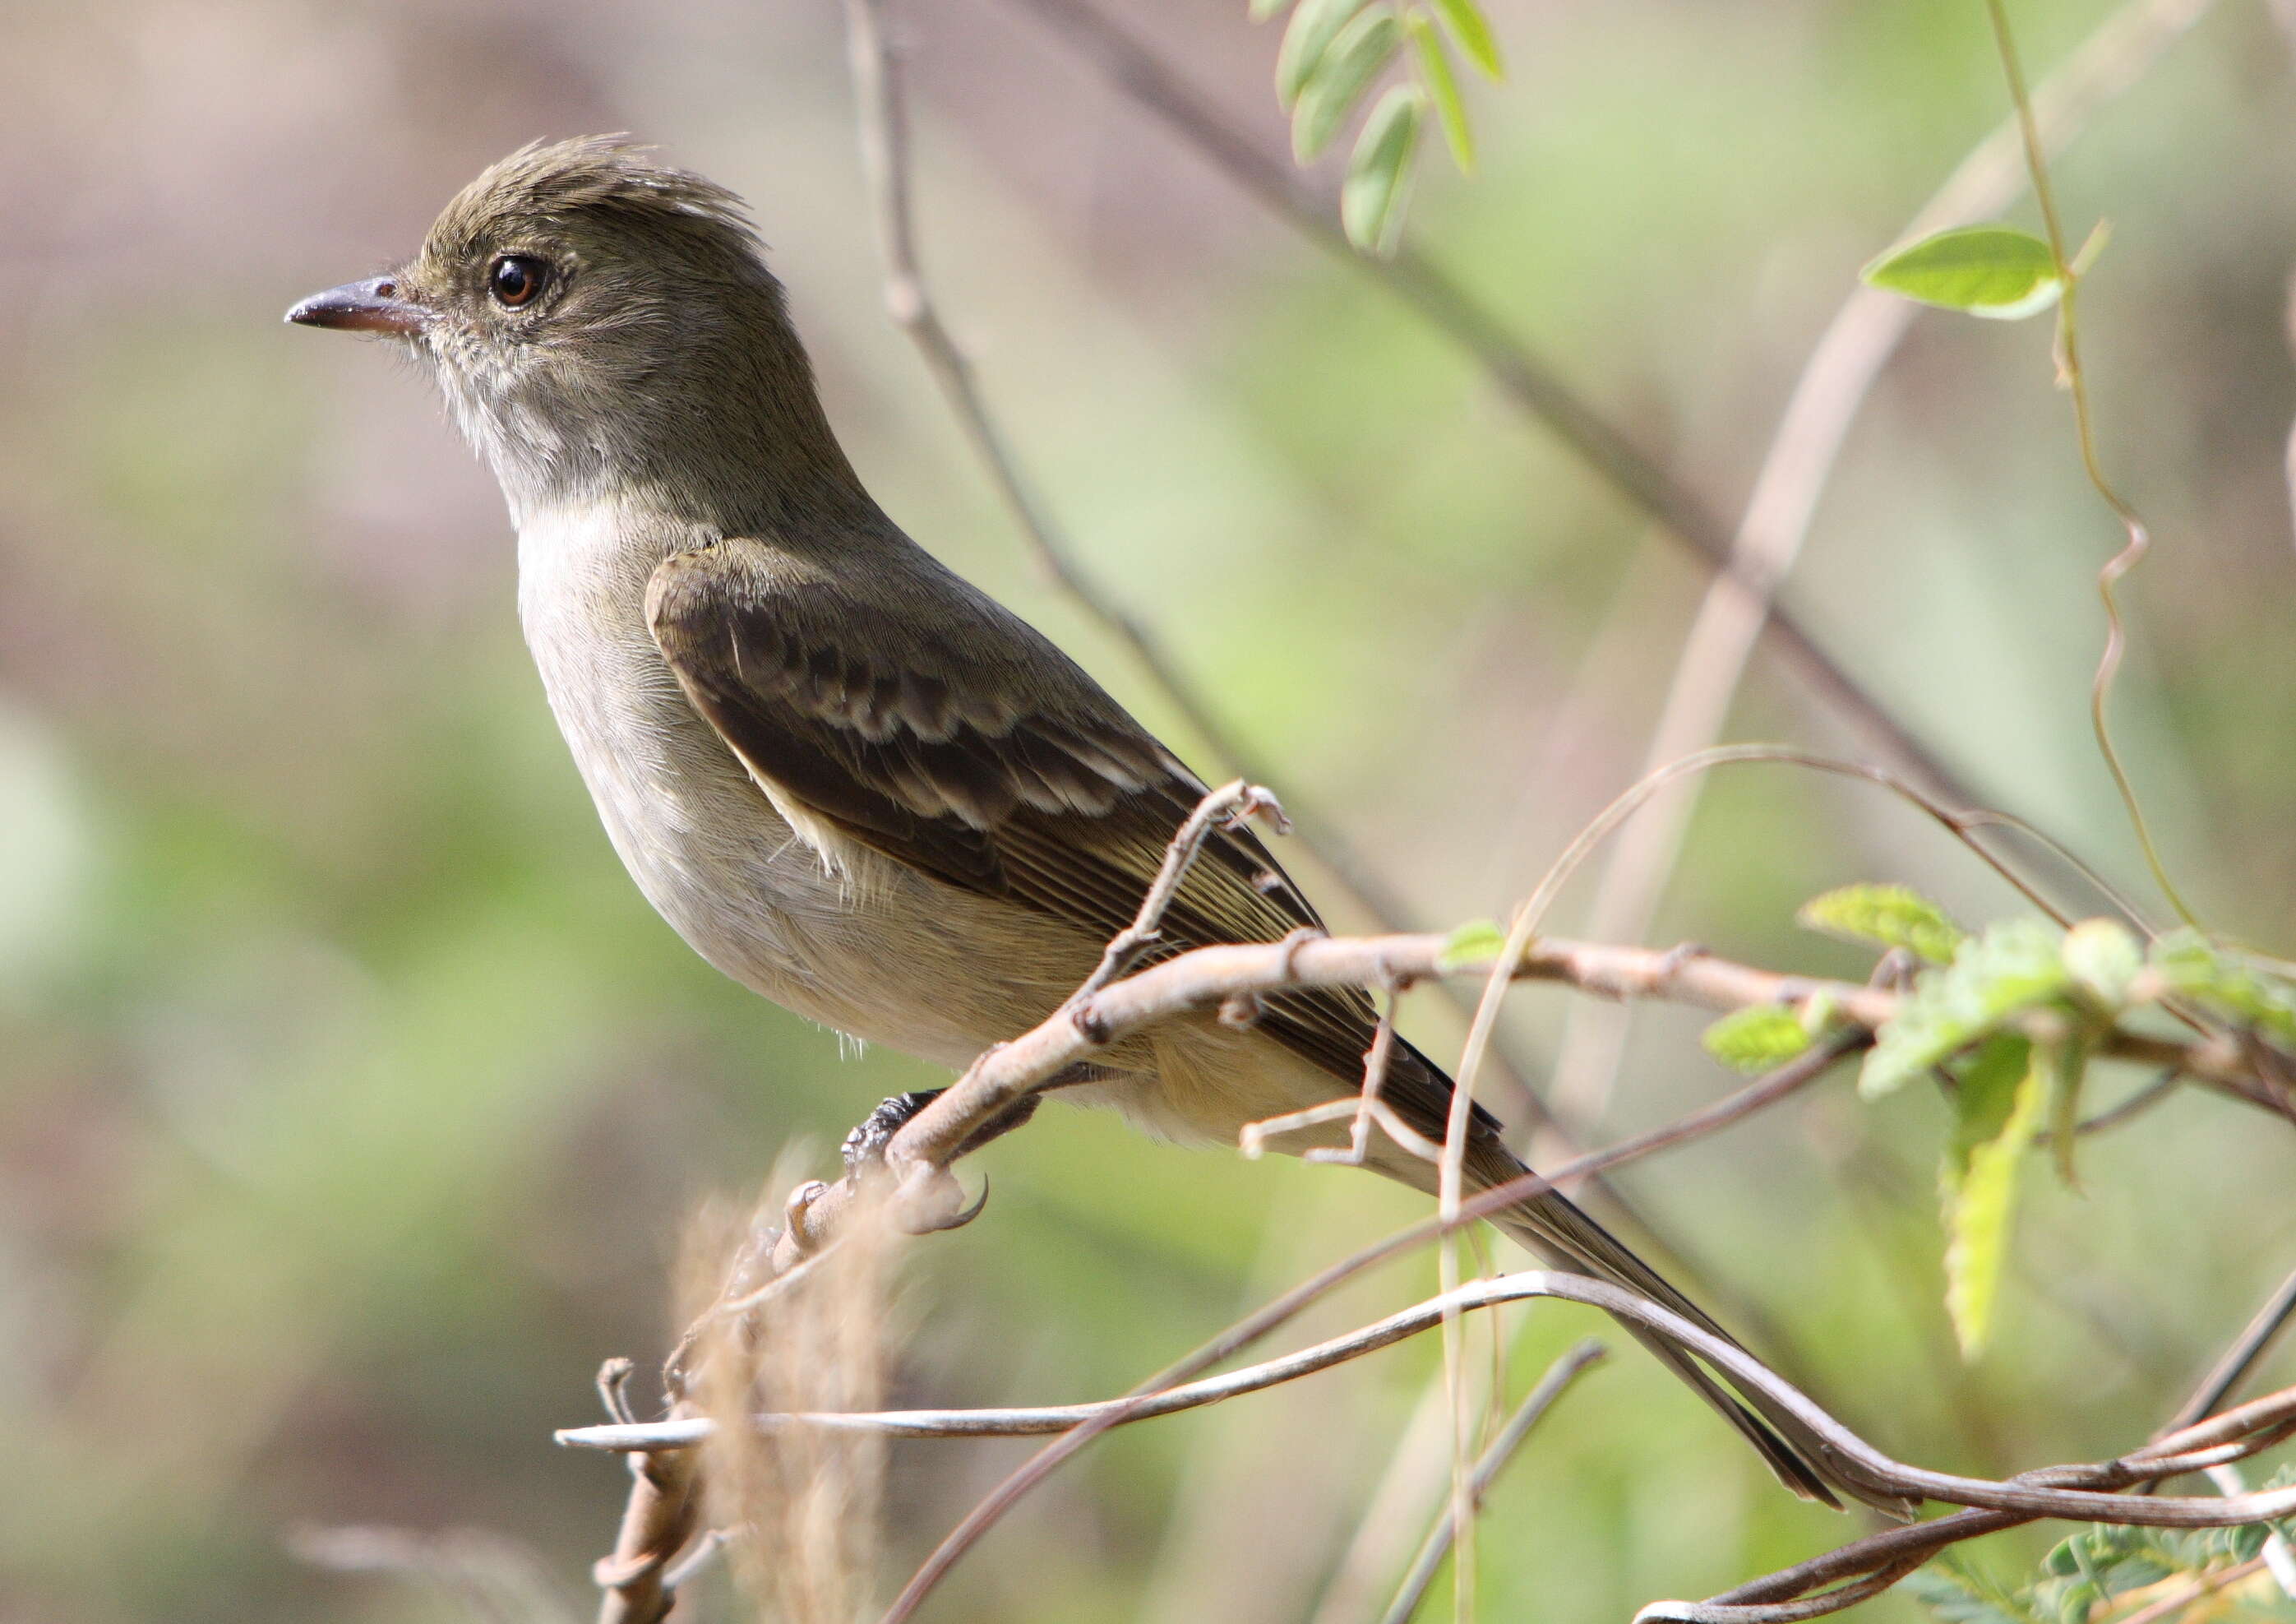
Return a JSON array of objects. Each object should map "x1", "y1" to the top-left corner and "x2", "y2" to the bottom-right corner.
[{"x1": 509, "y1": 501, "x2": 1097, "y2": 1071}]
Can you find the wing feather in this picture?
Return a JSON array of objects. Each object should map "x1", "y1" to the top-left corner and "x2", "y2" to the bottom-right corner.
[{"x1": 644, "y1": 534, "x2": 1446, "y2": 1110}]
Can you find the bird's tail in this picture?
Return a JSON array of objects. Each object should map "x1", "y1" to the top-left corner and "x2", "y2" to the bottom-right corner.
[{"x1": 1458, "y1": 1127, "x2": 1912, "y2": 1517}]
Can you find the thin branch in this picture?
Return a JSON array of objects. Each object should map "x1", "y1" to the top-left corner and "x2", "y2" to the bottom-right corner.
[
  {"x1": 1984, "y1": 0, "x2": 2201, "y2": 930},
  {"x1": 1240, "y1": 983, "x2": 1449, "y2": 1168},
  {"x1": 567, "y1": 1273, "x2": 2296, "y2": 1530},
  {"x1": 1690, "y1": 1259, "x2": 2296, "y2": 1622},
  {"x1": 588, "y1": 1437, "x2": 704, "y2": 1624},
  {"x1": 1636, "y1": 1558, "x2": 1931, "y2": 1624},
  {"x1": 1072, "y1": 777, "x2": 1286, "y2": 1001},
  {"x1": 591, "y1": 1266, "x2": 2296, "y2": 1525},
  {"x1": 769, "y1": 916, "x2": 2280, "y2": 1260},
  {"x1": 2160, "y1": 1261, "x2": 2296, "y2": 1435},
  {"x1": 2036, "y1": 1066, "x2": 2184, "y2": 1148},
  {"x1": 841, "y1": 0, "x2": 1430, "y2": 962},
  {"x1": 563, "y1": 1323, "x2": 1596, "y2": 1455},
  {"x1": 873, "y1": 1035, "x2": 1872, "y2": 1624},
  {"x1": 1001, "y1": 0, "x2": 1990, "y2": 808},
  {"x1": 927, "y1": 938, "x2": 2238, "y2": 1249},
  {"x1": 2113, "y1": 1554, "x2": 2270, "y2": 1624},
  {"x1": 2206, "y1": 1467, "x2": 2296, "y2": 1603},
  {"x1": 1708, "y1": 1507, "x2": 2034, "y2": 1612},
  {"x1": 1377, "y1": 1340, "x2": 1609, "y2": 1624},
  {"x1": 1545, "y1": 0, "x2": 2215, "y2": 1127}
]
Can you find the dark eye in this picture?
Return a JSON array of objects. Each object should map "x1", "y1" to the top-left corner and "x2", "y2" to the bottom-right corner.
[{"x1": 488, "y1": 255, "x2": 550, "y2": 308}]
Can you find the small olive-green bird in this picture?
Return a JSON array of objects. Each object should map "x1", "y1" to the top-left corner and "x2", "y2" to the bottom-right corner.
[{"x1": 289, "y1": 136, "x2": 1889, "y2": 1512}]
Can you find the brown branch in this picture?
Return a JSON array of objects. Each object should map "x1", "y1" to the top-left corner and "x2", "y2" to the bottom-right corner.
[
  {"x1": 1545, "y1": 0, "x2": 2217, "y2": 1126},
  {"x1": 834, "y1": 0, "x2": 1620, "y2": 1213},
  {"x1": 874, "y1": 1039, "x2": 1873, "y2": 1623},
  {"x1": 588, "y1": 1432, "x2": 703, "y2": 1624},
  {"x1": 564, "y1": 1277, "x2": 2296, "y2": 1531},
  {"x1": 1000, "y1": 0, "x2": 1987, "y2": 807},
  {"x1": 1376, "y1": 1340, "x2": 1609, "y2": 1624},
  {"x1": 572, "y1": 865, "x2": 2284, "y2": 1617},
  {"x1": 840, "y1": 0, "x2": 1426, "y2": 956},
  {"x1": 2160, "y1": 1261, "x2": 2296, "y2": 1436},
  {"x1": 1687, "y1": 1233, "x2": 2296, "y2": 1619},
  {"x1": 1071, "y1": 777, "x2": 1286, "y2": 1001},
  {"x1": 816, "y1": 928, "x2": 2280, "y2": 1241}
]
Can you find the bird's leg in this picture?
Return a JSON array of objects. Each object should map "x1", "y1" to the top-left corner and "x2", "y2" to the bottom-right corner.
[
  {"x1": 840, "y1": 1088, "x2": 1041, "y2": 1175},
  {"x1": 840, "y1": 1062, "x2": 1112, "y2": 1179}
]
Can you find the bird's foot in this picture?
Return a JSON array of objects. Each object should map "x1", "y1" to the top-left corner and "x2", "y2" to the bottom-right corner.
[
  {"x1": 841, "y1": 1088, "x2": 1050, "y2": 1176},
  {"x1": 841, "y1": 1089, "x2": 945, "y2": 1176}
]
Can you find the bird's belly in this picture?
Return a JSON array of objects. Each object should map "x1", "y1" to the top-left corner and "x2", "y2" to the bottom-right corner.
[{"x1": 519, "y1": 579, "x2": 1094, "y2": 1071}]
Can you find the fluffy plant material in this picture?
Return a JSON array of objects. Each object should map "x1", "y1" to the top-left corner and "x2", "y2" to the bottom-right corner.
[{"x1": 678, "y1": 1165, "x2": 896, "y2": 1624}]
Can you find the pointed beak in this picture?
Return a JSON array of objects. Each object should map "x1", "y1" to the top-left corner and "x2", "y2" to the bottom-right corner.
[{"x1": 284, "y1": 275, "x2": 429, "y2": 336}]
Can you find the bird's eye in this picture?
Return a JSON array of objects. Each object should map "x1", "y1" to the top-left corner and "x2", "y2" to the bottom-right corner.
[{"x1": 488, "y1": 256, "x2": 550, "y2": 308}]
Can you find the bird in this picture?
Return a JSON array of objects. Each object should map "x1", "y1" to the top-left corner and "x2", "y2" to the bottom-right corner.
[{"x1": 287, "y1": 135, "x2": 1892, "y2": 1513}]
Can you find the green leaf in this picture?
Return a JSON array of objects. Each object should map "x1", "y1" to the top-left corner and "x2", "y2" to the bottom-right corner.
[
  {"x1": 1429, "y1": 0, "x2": 1501, "y2": 77},
  {"x1": 1861, "y1": 226, "x2": 2064, "y2": 321},
  {"x1": 1437, "y1": 918, "x2": 1507, "y2": 971},
  {"x1": 1940, "y1": 1035, "x2": 2046, "y2": 1358},
  {"x1": 2150, "y1": 928, "x2": 2296, "y2": 1043},
  {"x1": 2061, "y1": 918, "x2": 2141, "y2": 1008},
  {"x1": 1292, "y1": 4, "x2": 1402, "y2": 162},
  {"x1": 1250, "y1": 0, "x2": 1294, "y2": 19},
  {"x1": 1906, "y1": 1552, "x2": 2041, "y2": 1624},
  {"x1": 1342, "y1": 85, "x2": 1422, "y2": 254},
  {"x1": 1799, "y1": 882, "x2": 1965, "y2": 965},
  {"x1": 1406, "y1": 13, "x2": 1472, "y2": 172},
  {"x1": 1860, "y1": 918, "x2": 2068, "y2": 1099},
  {"x1": 1702, "y1": 1006, "x2": 1814, "y2": 1074},
  {"x1": 1276, "y1": 0, "x2": 1367, "y2": 108}
]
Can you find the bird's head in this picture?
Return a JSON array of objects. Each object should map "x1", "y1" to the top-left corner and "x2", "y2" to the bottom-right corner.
[{"x1": 289, "y1": 136, "x2": 851, "y2": 524}]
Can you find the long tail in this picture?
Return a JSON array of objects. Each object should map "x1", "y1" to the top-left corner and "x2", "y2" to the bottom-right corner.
[{"x1": 1462, "y1": 1128, "x2": 1912, "y2": 1518}]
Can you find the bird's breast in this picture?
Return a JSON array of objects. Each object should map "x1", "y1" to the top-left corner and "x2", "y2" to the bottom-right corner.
[{"x1": 507, "y1": 501, "x2": 1088, "y2": 1069}]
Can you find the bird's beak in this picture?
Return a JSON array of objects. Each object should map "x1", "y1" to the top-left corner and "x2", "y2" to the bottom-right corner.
[{"x1": 284, "y1": 275, "x2": 429, "y2": 336}]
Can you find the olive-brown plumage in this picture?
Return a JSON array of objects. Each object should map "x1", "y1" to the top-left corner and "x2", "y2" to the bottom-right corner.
[{"x1": 289, "y1": 136, "x2": 1901, "y2": 1514}]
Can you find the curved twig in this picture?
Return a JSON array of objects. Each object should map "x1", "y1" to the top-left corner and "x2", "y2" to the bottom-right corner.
[{"x1": 571, "y1": 1270, "x2": 2296, "y2": 1522}]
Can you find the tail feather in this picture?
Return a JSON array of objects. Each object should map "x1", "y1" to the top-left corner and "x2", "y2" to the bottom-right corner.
[
  {"x1": 1472, "y1": 1138, "x2": 1915, "y2": 1519},
  {"x1": 1322, "y1": 1035, "x2": 1910, "y2": 1515}
]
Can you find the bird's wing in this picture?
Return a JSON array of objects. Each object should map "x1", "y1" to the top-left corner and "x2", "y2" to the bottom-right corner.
[{"x1": 644, "y1": 534, "x2": 1416, "y2": 1099}]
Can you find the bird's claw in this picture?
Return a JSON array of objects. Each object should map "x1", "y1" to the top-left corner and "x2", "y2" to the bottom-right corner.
[
  {"x1": 842, "y1": 1089, "x2": 944, "y2": 1178},
  {"x1": 896, "y1": 1168, "x2": 991, "y2": 1234}
]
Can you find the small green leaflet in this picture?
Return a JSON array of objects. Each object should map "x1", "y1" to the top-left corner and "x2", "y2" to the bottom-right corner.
[
  {"x1": 1405, "y1": 13, "x2": 1472, "y2": 171},
  {"x1": 1799, "y1": 882, "x2": 1964, "y2": 965},
  {"x1": 1250, "y1": 0, "x2": 1292, "y2": 19},
  {"x1": 1905, "y1": 1550, "x2": 2043, "y2": 1624},
  {"x1": 1940, "y1": 1035, "x2": 2045, "y2": 1358},
  {"x1": 1292, "y1": 4, "x2": 1402, "y2": 162},
  {"x1": 1429, "y1": 0, "x2": 1502, "y2": 77},
  {"x1": 1862, "y1": 226, "x2": 2064, "y2": 321},
  {"x1": 1437, "y1": 918, "x2": 1508, "y2": 970},
  {"x1": 1909, "y1": 1512, "x2": 2296, "y2": 1624},
  {"x1": 2150, "y1": 928, "x2": 2296, "y2": 1043},
  {"x1": 1276, "y1": 0, "x2": 1369, "y2": 109},
  {"x1": 1701, "y1": 1006, "x2": 1813, "y2": 1073},
  {"x1": 1860, "y1": 918, "x2": 2068, "y2": 1099},
  {"x1": 1342, "y1": 85, "x2": 1423, "y2": 254}
]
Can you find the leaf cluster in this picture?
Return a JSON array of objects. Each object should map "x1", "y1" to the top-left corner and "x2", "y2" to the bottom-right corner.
[
  {"x1": 1700, "y1": 890, "x2": 2296, "y2": 1359},
  {"x1": 1253, "y1": 0, "x2": 1504, "y2": 252},
  {"x1": 1910, "y1": 1486, "x2": 2296, "y2": 1624}
]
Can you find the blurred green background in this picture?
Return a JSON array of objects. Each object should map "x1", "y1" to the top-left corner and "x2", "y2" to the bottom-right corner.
[{"x1": 3, "y1": 0, "x2": 2295, "y2": 1620}]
